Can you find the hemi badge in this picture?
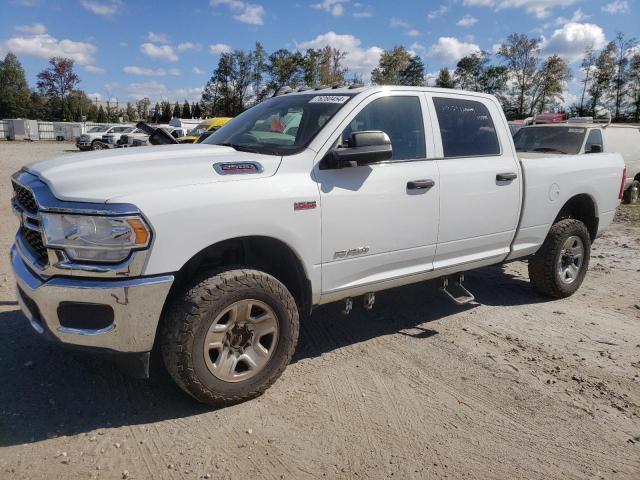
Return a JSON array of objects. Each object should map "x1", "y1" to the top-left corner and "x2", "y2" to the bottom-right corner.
[{"x1": 294, "y1": 201, "x2": 317, "y2": 211}]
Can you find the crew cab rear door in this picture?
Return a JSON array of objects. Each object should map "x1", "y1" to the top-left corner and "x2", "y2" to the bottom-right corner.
[
  {"x1": 426, "y1": 93, "x2": 521, "y2": 269},
  {"x1": 314, "y1": 91, "x2": 440, "y2": 296}
]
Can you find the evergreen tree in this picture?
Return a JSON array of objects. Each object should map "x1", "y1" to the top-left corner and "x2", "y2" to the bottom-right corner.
[
  {"x1": 161, "y1": 102, "x2": 172, "y2": 122},
  {"x1": 435, "y1": 68, "x2": 455, "y2": 88},
  {"x1": 181, "y1": 100, "x2": 192, "y2": 118},
  {"x1": 0, "y1": 52, "x2": 32, "y2": 118},
  {"x1": 96, "y1": 105, "x2": 107, "y2": 122},
  {"x1": 193, "y1": 102, "x2": 202, "y2": 118},
  {"x1": 126, "y1": 102, "x2": 137, "y2": 121},
  {"x1": 172, "y1": 101, "x2": 181, "y2": 118},
  {"x1": 152, "y1": 102, "x2": 161, "y2": 123}
]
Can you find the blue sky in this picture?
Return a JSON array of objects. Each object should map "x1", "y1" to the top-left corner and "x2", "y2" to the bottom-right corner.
[{"x1": 1, "y1": 0, "x2": 638, "y2": 106}]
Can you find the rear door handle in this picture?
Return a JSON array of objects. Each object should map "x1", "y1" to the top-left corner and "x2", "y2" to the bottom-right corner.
[
  {"x1": 496, "y1": 172, "x2": 518, "y2": 182},
  {"x1": 407, "y1": 179, "x2": 435, "y2": 190}
]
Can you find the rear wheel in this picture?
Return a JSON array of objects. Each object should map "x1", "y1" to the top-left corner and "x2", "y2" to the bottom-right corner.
[
  {"x1": 161, "y1": 268, "x2": 299, "y2": 406},
  {"x1": 622, "y1": 180, "x2": 639, "y2": 204},
  {"x1": 528, "y1": 219, "x2": 591, "y2": 298}
]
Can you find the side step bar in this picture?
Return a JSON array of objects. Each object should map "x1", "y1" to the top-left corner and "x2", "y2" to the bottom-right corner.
[{"x1": 441, "y1": 274, "x2": 475, "y2": 305}]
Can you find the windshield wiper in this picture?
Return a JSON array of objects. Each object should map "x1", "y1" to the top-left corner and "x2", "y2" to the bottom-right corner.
[
  {"x1": 217, "y1": 142, "x2": 261, "y2": 154},
  {"x1": 531, "y1": 147, "x2": 568, "y2": 154}
]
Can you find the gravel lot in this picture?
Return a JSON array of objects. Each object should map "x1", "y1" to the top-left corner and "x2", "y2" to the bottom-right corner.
[{"x1": 0, "y1": 141, "x2": 639, "y2": 480}]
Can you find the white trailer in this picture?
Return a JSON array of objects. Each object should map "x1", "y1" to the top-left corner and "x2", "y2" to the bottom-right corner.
[
  {"x1": 53, "y1": 122, "x2": 85, "y2": 141},
  {"x1": 7, "y1": 119, "x2": 39, "y2": 141}
]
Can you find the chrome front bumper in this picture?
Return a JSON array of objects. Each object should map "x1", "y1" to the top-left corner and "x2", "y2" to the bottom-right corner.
[{"x1": 11, "y1": 245, "x2": 174, "y2": 353}]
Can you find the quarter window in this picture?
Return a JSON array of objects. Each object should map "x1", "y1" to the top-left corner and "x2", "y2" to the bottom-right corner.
[
  {"x1": 585, "y1": 129, "x2": 603, "y2": 153},
  {"x1": 341, "y1": 96, "x2": 426, "y2": 161},
  {"x1": 433, "y1": 97, "x2": 500, "y2": 157}
]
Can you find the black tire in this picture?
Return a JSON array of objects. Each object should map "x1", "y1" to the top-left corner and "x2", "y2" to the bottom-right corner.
[
  {"x1": 528, "y1": 219, "x2": 591, "y2": 298},
  {"x1": 622, "y1": 180, "x2": 639, "y2": 204},
  {"x1": 160, "y1": 268, "x2": 299, "y2": 406}
]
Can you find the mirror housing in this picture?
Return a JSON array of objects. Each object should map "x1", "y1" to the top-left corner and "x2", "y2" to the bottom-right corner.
[
  {"x1": 321, "y1": 131, "x2": 392, "y2": 169},
  {"x1": 587, "y1": 143, "x2": 603, "y2": 153}
]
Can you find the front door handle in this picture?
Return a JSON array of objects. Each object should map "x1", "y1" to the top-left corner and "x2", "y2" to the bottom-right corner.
[
  {"x1": 496, "y1": 172, "x2": 518, "y2": 182},
  {"x1": 407, "y1": 179, "x2": 435, "y2": 190}
]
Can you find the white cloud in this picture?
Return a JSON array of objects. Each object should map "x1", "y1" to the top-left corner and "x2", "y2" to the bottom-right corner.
[
  {"x1": 297, "y1": 31, "x2": 383, "y2": 80},
  {"x1": 85, "y1": 65, "x2": 105, "y2": 74},
  {"x1": 602, "y1": 0, "x2": 629, "y2": 14},
  {"x1": 541, "y1": 22, "x2": 607, "y2": 63},
  {"x1": 14, "y1": 23, "x2": 46, "y2": 34},
  {"x1": 457, "y1": 15, "x2": 478, "y2": 27},
  {"x1": 390, "y1": 18, "x2": 411, "y2": 29},
  {"x1": 427, "y1": 5, "x2": 449, "y2": 19},
  {"x1": 123, "y1": 66, "x2": 181, "y2": 76},
  {"x1": 127, "y1": 79, "x2": 203, "y2": 102},
  {"x1": 463, "y1": 0, "x2": 576, "y2": 19},
  {"x1": 140, "y1": 43, "x2": 179, "y2": 62},
  {"x1": 312, "y1": 0, "x2": 349, "y2": 16},
  {"x1": 3, "y1": 33, "x2": 97, "y2": 64},
  {"x1": 192, "y1": 66, "x2": 204, "y2": 74},
  {"x1": 177, "y1": 42, "x2": 201, "y2": 52},
  {"x1": 550, "y1": 8, "x2": 589, "y2": 26},
  {"x1": 407, "y1": 29, "x2": 420, "y2": 37},
  {"x1": 87, "y1": 92, "x2": 102, "y2": 101},
  {"x1": 210, "y1": 0, "x2": 265, "y2": 25},
  {"x1": 428, "y1": 36, "x2": 481, "y2": 64},
  {"x1": 147, "y1": 32, "x2": 169, "y2": 43},
  {"x1": 79, "y1": 0, "x2": 120, "y2": 16},
  {"x1": 410, "y1": 42, "x2": 427, "y2": 54},
  {"x1": 626, "y1": 45, "x2": 640, "y2": 59},
  {"x1": 209, "y1": 43, "x2": 231, "y2": 55},
  {"x1": 353, "y1": 11, "x2": 372, "y2": 17}
]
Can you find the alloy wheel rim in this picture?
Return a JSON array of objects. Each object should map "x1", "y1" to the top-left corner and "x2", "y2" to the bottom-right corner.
[
  {"x1": 556, "y1": 235, "x2": 584, "y2": 285},
  {"x1": 203, "y1": 299, "x2": 279, "y2": 383}
]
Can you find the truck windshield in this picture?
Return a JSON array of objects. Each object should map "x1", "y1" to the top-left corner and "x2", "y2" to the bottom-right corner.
[
  {"x1": 513, "y1": 126, "x2": 586, "y2": 155},
  {"x1": 203, "y1": 94, "x2": 354, "y2": 155}
]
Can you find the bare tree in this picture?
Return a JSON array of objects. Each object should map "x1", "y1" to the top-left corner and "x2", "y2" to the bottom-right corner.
[
  {"x1": 36, "y1": 57, "x2": 80, "y2": 118},
  {"x1": 578, "y1": 46, "x2": 596, "y2": 116},
  {"x1": 498, "y1": 34, "x2": 541, "y2": 117},
  {"x1": 612, "y1": 32, "x2": 637, "y2": 120}
]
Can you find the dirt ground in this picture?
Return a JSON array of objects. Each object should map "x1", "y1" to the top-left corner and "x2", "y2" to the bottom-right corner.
[{"x1": 0, "y1": 141, "x2": 638, "y2": 480}]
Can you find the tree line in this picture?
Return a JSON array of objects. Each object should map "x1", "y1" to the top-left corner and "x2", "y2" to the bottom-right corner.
[{"x1": 1, "y1": 31, "x2": 638, "y2": 124}]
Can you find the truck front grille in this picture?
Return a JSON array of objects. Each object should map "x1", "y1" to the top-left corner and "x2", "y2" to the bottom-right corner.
[
  {"x1": 12, "y1": 180, "x2": 48, "y2": 265},
  {"x1": 12, "y1": 181, "x2": 38, "y2": 212}
]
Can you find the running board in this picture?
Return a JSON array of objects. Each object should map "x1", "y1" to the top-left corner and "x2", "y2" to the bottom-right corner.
[{"x1": 441, "y1": 274, "x2": 475, "y2": 305}]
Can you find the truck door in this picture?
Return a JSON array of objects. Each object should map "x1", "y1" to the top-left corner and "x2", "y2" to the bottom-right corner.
[
  {"x1": 426, "y1": 94, "x2": 521, "y2": 269},
  {"x1": 314, "y1": 92, "x2": 440, "y2": 296}
]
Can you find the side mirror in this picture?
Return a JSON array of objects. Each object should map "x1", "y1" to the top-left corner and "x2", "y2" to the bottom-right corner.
[
  {"x1": 587, "y1": 144, "x2": 602, "y2": 153},
  {"x1": 321, "y1": 131, "x2": 392, "y2": 169}
]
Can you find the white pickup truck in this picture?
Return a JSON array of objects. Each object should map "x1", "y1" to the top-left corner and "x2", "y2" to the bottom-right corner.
[{"x1": 10, "y1": 86, "x2": 625, "y2": 406}]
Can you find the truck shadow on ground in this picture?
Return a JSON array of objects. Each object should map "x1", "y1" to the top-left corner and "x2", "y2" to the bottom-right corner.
[{"x1": 0, "y1": 263, "x2": 548, "y2": 446}]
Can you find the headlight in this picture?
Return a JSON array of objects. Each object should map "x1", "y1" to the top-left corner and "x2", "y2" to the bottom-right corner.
[{"x1": 41, "y1": 213, "x2": 150, "y2": 263}]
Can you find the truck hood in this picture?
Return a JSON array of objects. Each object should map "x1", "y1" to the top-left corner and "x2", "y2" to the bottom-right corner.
[{"x1": 26, "y1": 144, "x2": 282, "y2": 203}]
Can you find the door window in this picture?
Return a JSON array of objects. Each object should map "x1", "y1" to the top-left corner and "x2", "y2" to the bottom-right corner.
[
  {"x1": 341, "y1": 96, "x2": 426, "y2": 161},
  {"x1": 584, "y1": 129, "x2": 603, "y2": 153},
  {"x1": 433, "y1": 97, "x2": 500, "y2": 157}
]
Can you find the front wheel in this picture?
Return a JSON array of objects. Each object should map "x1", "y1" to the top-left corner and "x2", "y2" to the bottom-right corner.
[
  {"x1": 528, "y1": 219, "x2": 591, "y2": 298},
  {"x1": 161, "y1": 268, "x2": 299, "y2": 406}
]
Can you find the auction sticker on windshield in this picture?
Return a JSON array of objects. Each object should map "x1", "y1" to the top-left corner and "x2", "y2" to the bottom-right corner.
[
  {"x1": 568, "y1": 128, "x2": 586, "y2": 134},
  {"x1": 309, "y1": 96, "x2": 350, "y2": 104}
]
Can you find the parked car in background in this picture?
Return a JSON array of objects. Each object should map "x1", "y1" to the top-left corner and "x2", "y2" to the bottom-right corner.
[
  {"x1": 514, "y1": 121, "x2": 640, "y2": 203},
  {"x1": 11, "y1": 86, "x2": 625, "y2": 406},
  {"x1": 102, "y1": 126, "x2": 140, "y2": 146},
  {"x1": 76, "y1": 125, "x2": 128, "y2": 151},
  {"x1": 177, "y1": 117, "x2": 232, "y2": 143}
]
